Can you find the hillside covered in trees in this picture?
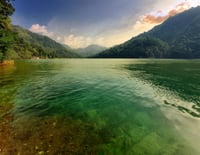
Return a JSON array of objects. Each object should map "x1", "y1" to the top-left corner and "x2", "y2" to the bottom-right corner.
[
  {"x1": 95, "y1": 6, "x2": 200, "y2": 58},
  {"x1": 9, "y1": 26, "x2": 79, "y2": 59},
  {"x1": 0, "y1": 0, "x2": 79, "y2": 61}
]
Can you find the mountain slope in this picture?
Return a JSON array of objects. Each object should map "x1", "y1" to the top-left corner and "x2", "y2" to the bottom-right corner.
[
  {"x1": 95, "y1": 6, "x2": 200, "y2": 58},
  {"x1": 74, "y1": 45, "x2": 107, "y2": 57},
  {"x1": 5, "y1": 25, "x2": 79, "y2": 59}
]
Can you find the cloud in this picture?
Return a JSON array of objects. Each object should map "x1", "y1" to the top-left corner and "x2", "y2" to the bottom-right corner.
[
  {"x1": 188, "y1": 0, "x2": 200, "y2": 7},
  {"x1": 56, "y1": 36, "x2": 61, "y2": 41},
  {"x1": 64, "y1": 34, "x2": 92, "y2": 48},
  {"x1": 142, "y1": 2, "x2": 191, "y2": 24},
  {"x1": 143, "y1": 13, "x2": 168, "y2": 24},
  {"x1": 130, "y1": 2, "x2": 192, "y2": 39},
  {"x1": 63, "y1": 34, "x2": 108, "y2": 48},
  {"x1": 29, "y1": 24, "x2": 53, "y2": 37},
  {"x1": 132, "y1": 20, "x2": 156, "y2": 37}
]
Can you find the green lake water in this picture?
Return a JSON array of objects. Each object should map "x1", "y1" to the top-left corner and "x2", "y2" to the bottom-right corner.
[{"x1": 0, "y1": 59, "x2": 200, "y2": 154}]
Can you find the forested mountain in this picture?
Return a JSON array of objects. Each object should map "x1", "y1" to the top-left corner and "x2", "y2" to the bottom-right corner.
[
  {"x1": 74, "y1": 45, "x2": 107, "y2": 57},
  {"x1": 95, "y1": 6, "x2": 200, "y2": 58},
  {"x1": 5, "y1": 26, "x2": 79, "y2": 59},
  {"x1": 0, "y1": 0, "x2": 79, "y2": 60}
]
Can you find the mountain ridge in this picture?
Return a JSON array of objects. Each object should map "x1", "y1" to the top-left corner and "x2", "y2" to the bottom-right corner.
[{"x1": 95, "y1": 6, "x2": 200, "y2": 58}]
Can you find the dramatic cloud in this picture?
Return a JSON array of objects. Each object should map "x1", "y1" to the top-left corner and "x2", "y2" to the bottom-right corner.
[
  {"x1": 130, "y1": 1, "x2": 193, "y2": 39},
  {"x1": 29, "y1": 24, "x2": 53, "y2": 37},
  {"x1": 143, "y1": 2, "x2": 191, "y2": 24}
]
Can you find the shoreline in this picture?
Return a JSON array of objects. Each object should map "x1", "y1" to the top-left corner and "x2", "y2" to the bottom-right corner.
[{"x1": 0, "y1": 60, "x2": 15, "y2": 66}]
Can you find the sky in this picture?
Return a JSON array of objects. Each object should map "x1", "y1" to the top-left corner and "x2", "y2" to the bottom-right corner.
[{"x1": 12, "y1": 0, "x2": 200, "y2": 48}]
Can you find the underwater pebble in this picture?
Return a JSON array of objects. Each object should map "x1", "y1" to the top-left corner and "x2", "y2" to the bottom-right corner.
[
  {"x1": 50, "y1": 134, "x2": 53, "y2": 137},
  {"x1": 35, "y1": 146, "x2": 39, "y2": 150},
  {"x1": 38, "y1": 151, "x2": 44, "y2": 155}
]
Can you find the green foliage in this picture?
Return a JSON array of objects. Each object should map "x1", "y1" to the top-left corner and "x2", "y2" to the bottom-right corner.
[
  {"x1": 0, "y1": 0, "x2": 15, "y2": 61},
  {"x1": 0, "y1": 52, "x2": 3, "y2": 61},
  {"x1": 96, "y1": 7, "x2": 200, "y2": 58},
  {"x1": 4, "y1": 47, "x2": 19, "y2": 59},
  {"x1": 0, "y1": 0, "x2": 15, "y2": 20}
]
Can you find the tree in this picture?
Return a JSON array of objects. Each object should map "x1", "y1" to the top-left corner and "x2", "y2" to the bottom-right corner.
[{"x1": 0, "y1": 0, "x2": 15, "y2": 62}]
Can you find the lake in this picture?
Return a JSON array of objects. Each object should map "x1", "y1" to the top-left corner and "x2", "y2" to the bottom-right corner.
[{"x1": 0, "y1": 59, "x2": 200, "y2": 154}]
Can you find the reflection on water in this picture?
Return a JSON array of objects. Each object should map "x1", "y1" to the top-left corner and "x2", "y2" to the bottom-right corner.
[
  {"x1": 125, "y1": 59, "x2": 200, "y2": 153},
  {"x1": 0, "y1": 59, "x2": 200, "y2": 154},
  {"x1": 125, "y1": 60, "x2": 200, "y2": 117}
]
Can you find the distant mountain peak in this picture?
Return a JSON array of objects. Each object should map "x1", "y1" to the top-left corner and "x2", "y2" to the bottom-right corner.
[{"x1": 74, "y1": 44, "x2": 107, "y2": 57}]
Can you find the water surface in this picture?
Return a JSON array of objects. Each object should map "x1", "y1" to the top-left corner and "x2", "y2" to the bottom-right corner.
[{"x1": 0, "y1": 59, "x2": 200, "y2": 154}]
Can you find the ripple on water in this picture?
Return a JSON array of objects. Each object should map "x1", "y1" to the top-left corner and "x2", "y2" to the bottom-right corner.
[{"x1": 1, "y1": 59, "x2": 200, "y2": 154}]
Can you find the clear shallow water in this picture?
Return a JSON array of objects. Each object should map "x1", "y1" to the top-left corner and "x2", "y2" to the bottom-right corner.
[{"x1": 0, "y1": 59, "x2": 200, "y2": 154}]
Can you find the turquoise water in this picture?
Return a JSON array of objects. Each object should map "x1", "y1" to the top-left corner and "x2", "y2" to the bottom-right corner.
[{"x1": 0, "y1": 59, "x2": 200, "y2": 154}]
